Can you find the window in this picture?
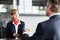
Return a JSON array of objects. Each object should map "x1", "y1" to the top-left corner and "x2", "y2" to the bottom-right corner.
[
  {"x1": 0, "y1": 0, "x2": 13, "y2": 38},
  {"x1": 0, "y1": 0, "x2": 13, "y2": 5},
  {"x1": 32, "y1": 0, "x2": 47, "y2": 14},
  {"x1": 32, "y1": 0, "x2": 47, "y2": 6}
]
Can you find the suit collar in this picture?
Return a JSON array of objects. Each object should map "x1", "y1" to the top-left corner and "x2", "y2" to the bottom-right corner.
[
  {"x1": 49, "y1": 13, "x2": 60, "y2": 18},
  {"x1": 49, "y1": 15, "x2": 60, "y2": 20}
]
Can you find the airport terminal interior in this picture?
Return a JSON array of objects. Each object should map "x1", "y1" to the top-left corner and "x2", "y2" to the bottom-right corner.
[{"x1": 0, "y1": 0, "x2": 49, "y2": 38}]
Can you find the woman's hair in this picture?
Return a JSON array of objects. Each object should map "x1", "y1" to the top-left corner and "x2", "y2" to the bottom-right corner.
[{"x1": 11, "y1": 9, "x2": 17, "y2": 15}]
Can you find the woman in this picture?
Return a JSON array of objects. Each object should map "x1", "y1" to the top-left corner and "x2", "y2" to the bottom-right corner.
[{"x1": 6, "y1": 9, "x2": 25, "y2": 39}]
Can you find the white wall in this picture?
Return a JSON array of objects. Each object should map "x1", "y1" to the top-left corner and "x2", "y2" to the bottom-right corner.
[{"x1": 20, "y1": 16, "x2": 49, "y2": 36}]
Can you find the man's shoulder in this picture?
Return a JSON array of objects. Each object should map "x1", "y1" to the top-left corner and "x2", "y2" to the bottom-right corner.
[
  {"x1": 37, "y1": 20, "x2": 49, "y2": 29},
  {"x1": 38, "y1": 20, "x2": 49, "y2": 25}
]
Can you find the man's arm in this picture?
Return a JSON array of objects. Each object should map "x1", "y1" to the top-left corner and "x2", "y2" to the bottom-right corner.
[{"x1": 30, "y1": 23, "x2": 45, "y2": 40}]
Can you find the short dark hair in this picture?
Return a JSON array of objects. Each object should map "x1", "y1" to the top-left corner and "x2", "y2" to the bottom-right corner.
[
  {"x1": 47, "y1": 0, "x2": 58, "y2": 12},
  {"x1": 50, "y1": 4, "x2": 58, "y2": 12}
]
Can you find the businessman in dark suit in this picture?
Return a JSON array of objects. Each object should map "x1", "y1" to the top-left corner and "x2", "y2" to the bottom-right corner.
[
  {"x1": 6, "y1": 9, "x2": 25, "y2": 39},
  {"x1": 22, "y1": 0, "x2": 60, "y2": 40}
]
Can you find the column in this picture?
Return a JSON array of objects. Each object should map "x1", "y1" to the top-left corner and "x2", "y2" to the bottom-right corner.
[
  {"x1": 18, "y1": 0, "x2": 25, "y2": 13},
  {"x1": 24, "y1": 0, "x2": 32, "y2": 14}
]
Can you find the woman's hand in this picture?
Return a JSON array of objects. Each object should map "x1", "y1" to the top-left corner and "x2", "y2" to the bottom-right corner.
[
  {"x1": 13, "y1": 33, "x2": 20, "y2": 37},
  {"x1": 23, "y1": 28, "x2": 30, "y2": 34}
]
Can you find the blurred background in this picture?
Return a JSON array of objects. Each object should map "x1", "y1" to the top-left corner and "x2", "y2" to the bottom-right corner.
[{"x1": 0, "y1": 0, "x2": 49, "y2": 38}]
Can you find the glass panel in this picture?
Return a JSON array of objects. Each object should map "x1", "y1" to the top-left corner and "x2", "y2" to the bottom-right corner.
[
  {"x1": 0, "y1": 0, "x2": 13, "y2": 38},
  {"x1": 18, "y1": 0, "x2": 47, "y2": 14},
  {"x1": 32, "y1": 0, "x2": 47, "y2": 14},
  {"x1": 0, "y1": 0, "x2": 13, "y2": 5},
  {"x1": 32, "y1": 0, "x2": 47, "y2": 6},
  {"x1": 18, "y1": 0, "x2": 32, "y2": 14}
]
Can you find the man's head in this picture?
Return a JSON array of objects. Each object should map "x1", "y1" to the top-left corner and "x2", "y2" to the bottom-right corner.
[
  {"x1": 11, "y1": 9, "x2": 19, "y2": 20},
  {"x1": 46, "y1": 0, "x2": 58, "y2": 16}
]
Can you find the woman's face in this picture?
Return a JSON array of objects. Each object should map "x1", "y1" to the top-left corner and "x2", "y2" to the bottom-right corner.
[{"x1": 11, "y1": 11, "x2": 19, "y2": 20}]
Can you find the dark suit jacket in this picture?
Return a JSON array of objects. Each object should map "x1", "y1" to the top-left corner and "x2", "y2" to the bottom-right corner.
[
  {"x1": 6, "y1": 20, "x2": 25, "y2": 38},
  {"x1": 30, "y1": 15, "x2": 60, "y2": 40}
]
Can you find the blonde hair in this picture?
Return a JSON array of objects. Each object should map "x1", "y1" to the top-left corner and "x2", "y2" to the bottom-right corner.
[{"x1": 11, "y1": 9, "x2": 17, "y2": 15}]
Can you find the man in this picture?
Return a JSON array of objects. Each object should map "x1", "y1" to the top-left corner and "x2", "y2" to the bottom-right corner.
[
  {"x1": 29, "y1": 0, "x2": 60, "y2": 40},
  {"x1": 6, "y1": 9, "x2": 25, "y2": 39}
]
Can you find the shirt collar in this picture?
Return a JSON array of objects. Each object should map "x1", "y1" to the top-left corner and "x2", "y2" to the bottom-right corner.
[
  {"x1": 12, "y1": 20, "x2": 21, "y2": 26},
  {"x1": 49, "y1": 13, "x2": 60, "y2": 18}
]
